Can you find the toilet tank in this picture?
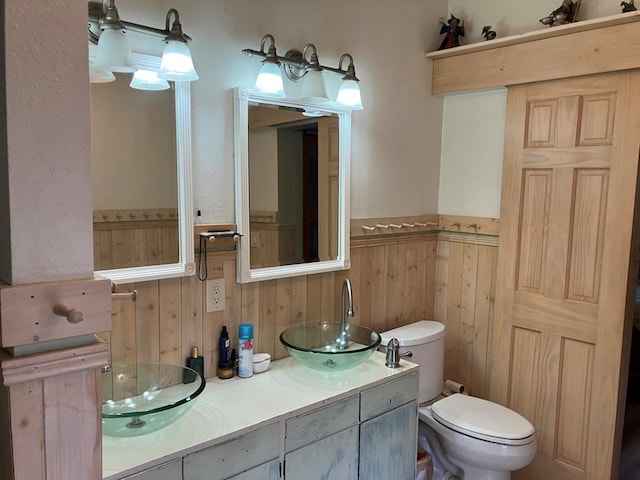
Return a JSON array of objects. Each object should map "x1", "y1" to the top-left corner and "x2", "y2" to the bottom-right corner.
[{"x1": 380, "y1": 321, "x2": 445, "y2": 404}]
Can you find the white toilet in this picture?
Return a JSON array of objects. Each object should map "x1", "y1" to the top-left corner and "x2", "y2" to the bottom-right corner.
[{"x1": 380, "y1": 321, "x2": 537, "y2": 480}]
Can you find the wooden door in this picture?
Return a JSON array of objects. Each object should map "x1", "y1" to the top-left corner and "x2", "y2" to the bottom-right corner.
[
  {"x1": 491, "y1": 71, "x2": 640, "y2": 479},
  {"x1": 317, "y1": 116, "x2": 339, "y2": 262}
]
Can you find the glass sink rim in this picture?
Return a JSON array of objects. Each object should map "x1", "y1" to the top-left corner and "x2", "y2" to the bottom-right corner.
[
  {"x1": 102, "y1": 363, "x2": 206, "y2": 419},
  {"x1": 279, "y1": 321, "x2": 382, "y2": 355}
]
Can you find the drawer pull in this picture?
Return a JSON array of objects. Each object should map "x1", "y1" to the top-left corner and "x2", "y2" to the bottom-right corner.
[{"x1": 53, "y1": 303, "x2": 84, "y2": 324}]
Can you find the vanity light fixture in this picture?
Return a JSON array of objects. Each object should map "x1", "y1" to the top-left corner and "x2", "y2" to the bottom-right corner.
[
  {"x1": 253, "y1": 34, "x2": 285, "y2": 97},
  {"x1": 129, "y1": 69, "x2": 170, "y2": 91},
  {"x1": 242, "y1": 34, "x2": 363, "y2": 110},
  {"x1": 88, "y1": 0, "x2": 198, "y2": 86}
]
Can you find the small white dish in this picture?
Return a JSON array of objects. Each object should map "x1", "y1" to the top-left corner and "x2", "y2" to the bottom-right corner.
[{"x1": 253, "y1": 353, "x2": 271, "y2": 373}]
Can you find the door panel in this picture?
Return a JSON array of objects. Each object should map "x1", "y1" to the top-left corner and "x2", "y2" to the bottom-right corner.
[{"x1": 491, "y1": 71, "x2": 640, "y2": 479}]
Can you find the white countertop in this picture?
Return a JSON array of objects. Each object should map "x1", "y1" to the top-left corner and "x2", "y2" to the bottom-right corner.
[{"x1": 103, "y1": 351, "x2": 417, "y2": 479}]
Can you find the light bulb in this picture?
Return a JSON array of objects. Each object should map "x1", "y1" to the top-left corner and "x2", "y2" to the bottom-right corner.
[
  {"x1": 255, "y1": 62, "x2": 285, "y2": 97},
  {"x1": 158, "y1": 40, "x2": 199, "y2": 82}
]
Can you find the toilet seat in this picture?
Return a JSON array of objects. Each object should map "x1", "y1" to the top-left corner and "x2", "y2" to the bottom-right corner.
[{"x1": 429, "y1": 394, "x2": 535, "y2": 446}]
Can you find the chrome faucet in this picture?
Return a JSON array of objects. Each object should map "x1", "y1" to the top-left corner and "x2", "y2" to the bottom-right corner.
[{"x1": 337, "y1": 278, "x2": 354, "y2": 350}]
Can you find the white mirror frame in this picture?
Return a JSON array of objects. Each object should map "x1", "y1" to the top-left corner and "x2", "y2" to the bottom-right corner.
[
  {"x1": 234, "y1": 86, "x2": 351, "y2": 283},
  {"x1": 90, "y1": 46, "x2": 195, "y2": 283}
]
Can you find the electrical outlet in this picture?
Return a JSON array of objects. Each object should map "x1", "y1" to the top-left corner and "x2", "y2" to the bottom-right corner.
[{"x1": 206, "y1": 278, "x2": 225, "y2": 312}]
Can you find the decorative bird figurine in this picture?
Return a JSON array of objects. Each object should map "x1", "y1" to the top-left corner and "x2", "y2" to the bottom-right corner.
[
  {"x1": 621, "y1": 0, "x2": 637, "y2": 13},
  {"x1": 540, "y1": 0, "x2": 581, "y2": 26},
  {"x1": 482, "y1": 25, "x2": 497, "y2": 41}
]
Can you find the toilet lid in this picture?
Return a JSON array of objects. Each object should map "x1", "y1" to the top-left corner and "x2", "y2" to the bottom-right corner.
[{"x1": 431, "y1": 394, "x2": 535, "y2": 445}]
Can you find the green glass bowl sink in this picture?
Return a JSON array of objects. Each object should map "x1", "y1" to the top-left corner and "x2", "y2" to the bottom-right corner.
[
  {"x1": 102, "y1": 363, "x2": 205, "y2": 437},
  {"x1": 279, "y1": 322, "x2": 381, "y2": 371}
]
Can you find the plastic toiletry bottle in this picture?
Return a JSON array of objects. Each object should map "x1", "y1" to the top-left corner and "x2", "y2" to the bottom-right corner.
[
  {"x1": 185, "y1": 346, "x2": 205, "y2": 382},
  {"x1": 217, "y1": 325, "x2": 233, "y2": 379},
  {"x1": 238, "y1": 324, "x2": 254, "y2": 378}
]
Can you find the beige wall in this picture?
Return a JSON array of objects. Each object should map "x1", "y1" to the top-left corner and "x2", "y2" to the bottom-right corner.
[
  {"x1": 115, "y1": 0, "x2": 447, "y2": 222},
  {"x1": 91, "y1": 76, "x2": 177, "y2": 210},
  {"x1": 438, "y1": 89, "x2": 506, "y2": 218}
]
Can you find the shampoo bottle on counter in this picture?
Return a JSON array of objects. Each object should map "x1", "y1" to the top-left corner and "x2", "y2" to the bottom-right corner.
[
  {"x1": 238, "y1": 324, "x2": 254, "y2": 378},
  {"x1": 185, "y1": 346, "x2": 205, "y2": 382},
  {"x1": 217, "y1": 325, "x2": 233, "y2": 379}
]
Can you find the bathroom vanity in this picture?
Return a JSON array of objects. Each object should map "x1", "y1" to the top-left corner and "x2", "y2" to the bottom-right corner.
[{"x1": 103, "y1": 352, "x2": 418, "y2": 480}]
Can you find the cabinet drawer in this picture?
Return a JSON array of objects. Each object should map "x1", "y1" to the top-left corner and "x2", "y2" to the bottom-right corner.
[
  {"x1": 285, "y1": 396, "x2": 359, "y2": 452},
  {"x1": 183, "y1": 422, "x2": 280, "y2": 480},
  {"x1": 227, "y1": 458, "x2": 280, "y2": 480},
  {"x1": 285, "y1": 425, "x2": 359, "y2": 480},
  {"x1": 360, "y1": 372, "x2": 418, "y2": 421},
  {"x1": 122, "y1": 459, "x2": 182, "y2": 480}
]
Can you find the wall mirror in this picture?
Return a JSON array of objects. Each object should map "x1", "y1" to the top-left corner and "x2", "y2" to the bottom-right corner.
[
  {"x1": 90, "y1": 46, "x2": 194, "y2": 283},
  {"x1": 234, "y1": 87, "x2": 351, "y2": 283}
]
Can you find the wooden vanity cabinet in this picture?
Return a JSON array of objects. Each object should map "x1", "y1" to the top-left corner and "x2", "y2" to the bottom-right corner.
[
  {"x1": 284, "y1": 372, "x2": 419, "y2": 480},
  {"x1": 112, "y1": 368, "x2": 418, "y2": 480}
]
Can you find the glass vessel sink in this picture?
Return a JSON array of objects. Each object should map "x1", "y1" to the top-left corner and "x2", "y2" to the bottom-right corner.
[
  {"x1": 279, "y1": 322, "x2": 381, "y2": 371},
  {"x1": 102, "y1": 363, "x2": 205, "y2": 437}
]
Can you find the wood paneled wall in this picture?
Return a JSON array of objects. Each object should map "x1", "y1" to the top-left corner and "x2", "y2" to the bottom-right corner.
[
  {"x1": 93, "y1": 208, "x2": 179, "y2": 271},
  {"x1": 435, "y1": 233, "x2": 498, "y2": 398},
  {"x1": 103, "y1": 225, "x2": 498, "y2": 398}
]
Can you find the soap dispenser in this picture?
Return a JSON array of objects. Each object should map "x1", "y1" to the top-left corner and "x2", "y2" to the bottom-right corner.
[{"x1": 185, "y1": 346, "x2": 205, "y2": 382}]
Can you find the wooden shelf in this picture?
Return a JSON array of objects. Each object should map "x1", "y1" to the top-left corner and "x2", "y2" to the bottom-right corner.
[{"x1": 425, "y1": 11, "x2": 640, "y2": 94}]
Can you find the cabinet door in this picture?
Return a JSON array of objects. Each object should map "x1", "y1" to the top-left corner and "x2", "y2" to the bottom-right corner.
[
  {"x1": 359, "y1": 401, "x2": 417, "y2": 480},
  {"x1": 228, "y1": 458, "x2": 280, "y2": 480},
  {"x1": 285, "y1": 425, "x2": 358, "y2": 480},
  {"x1": 123, "y1": 459, "x2": 182, "y2": 480}
]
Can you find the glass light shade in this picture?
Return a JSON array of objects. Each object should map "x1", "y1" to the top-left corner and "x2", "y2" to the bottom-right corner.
[
  {"x1": 336, "y1": 79, "x2": 364, "y2": 110},
  {"x1": 158, "y1": 40, "x2": 199, "y2": 82},
  {"x1": 300, "y1": 69, "x2": 329, "y2": 102},
  {"x1": 130, "y1": 69, "x2": 170, "y2": 91},
  {"x1": 89, "y1": 65, "x2": 116, "y2": 84},
  {"x1": 254, "y1": 62, "x2": 285, "y2": 97},
  {"x1": 93, "y1": 29, "x2": 136, "y2": 73}
]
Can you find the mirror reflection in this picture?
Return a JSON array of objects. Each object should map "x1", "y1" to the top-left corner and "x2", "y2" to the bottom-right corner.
[
  {"x1": 91, "y1": 74, "x2": 179, "y2": 271},
  {"x1": 248, "y1": 104, "x2": 339, "y2": 269},
  {"x1": 89, "y1": 47, "x2": 194, "y2": 284},
  {"x1": 235, "y1": 87, "x2": 351, "y2": 284}
]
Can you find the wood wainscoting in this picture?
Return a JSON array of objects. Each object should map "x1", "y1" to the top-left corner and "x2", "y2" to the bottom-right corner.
[
  {"x1": 102, "y1": 218, "x2": 498, "y2": 398},
  {"x1": 93, "y1": 208, "x2": 179, "y2": 271}
]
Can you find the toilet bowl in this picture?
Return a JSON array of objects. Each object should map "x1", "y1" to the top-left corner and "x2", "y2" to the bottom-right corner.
[
  {"x1": 420, "y1": 394, "x2": 536, "y2": 480},
  {"x1": 380, "y1": 321, "x2": 537, "y2": 480}
]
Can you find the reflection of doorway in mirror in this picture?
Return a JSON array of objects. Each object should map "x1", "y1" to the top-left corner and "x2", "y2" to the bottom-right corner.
[
  {"x1": 90, "y1": 75, "x2": 178, "y2": 270},
  {"x1": 247, "y1": 104, "x2": 340, "y2": 270},
  {"x1": 318, "y1": 116, "x2": 339, "y2": 262}
]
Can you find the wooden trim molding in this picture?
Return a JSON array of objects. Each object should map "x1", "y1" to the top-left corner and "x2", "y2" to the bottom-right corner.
[
  {"x1": 351, "y1": 215, "x2": 440, "y2": 238},
  {"x1": 93, "y1": 208, "x2": 178, "y2": 223},
  {"x1": 0, "y1": 341, "x2": 109, "y2": 386},
  {"x1": 352, "y1": 215, "x2": 499, "y2": 240},
  {"x1": 425, "y1": 11, "x2": 640, "y2": 95},
  {"x1": 438, "y1": 215, "x2": 499, "y2": 236}
]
